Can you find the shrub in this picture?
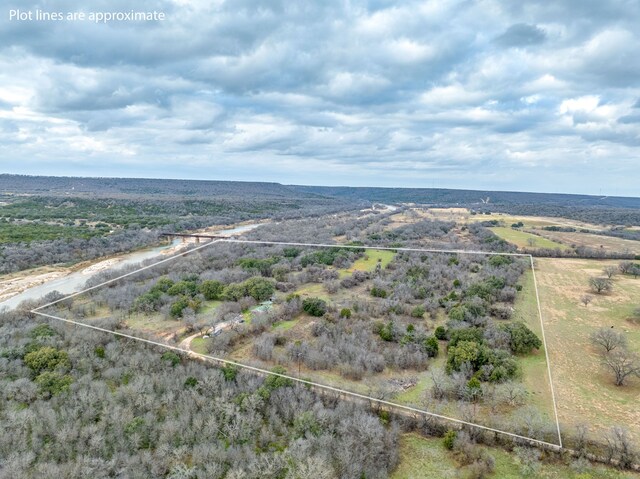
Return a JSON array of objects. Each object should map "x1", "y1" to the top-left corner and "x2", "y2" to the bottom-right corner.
[
  {"x1": 411, "y1": 305, "x2": 426, "y2": 318},
  {"x1": 435, "y1": 326, "x2": 447, "y2": 340},
  {"x1": 184, "y1": 376, "x2": 198, "y2": 388},
  {"x1": 302, "y1": 297, "x2": 327, "y2": 317},
  {"x1": 423, "y1": 336, "x2": 439, "y2": 357},
  {"x1": 370, "y1": 286, "x2": 388, "y2": 298},
  {"x1": 443, "y1": 430, "x2": 457, "y2": 450},
  {"x1": 221, "y1": 364, "x2": 238, "y2": 381},
  {"x1": 29, "y1": 324, "x2": 57, "y2": 339},
  {"x1": 339, "y1": 308, "x2": 352, "y2": 319},
  {"x1": 377, "y1": 321, "x2": 396, "y2": 342},
  {"x1": 161, "y1": 351, "x2": 181, "y2": 366}
]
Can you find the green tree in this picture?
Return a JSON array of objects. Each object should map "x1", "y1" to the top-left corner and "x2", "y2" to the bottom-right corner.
[
  {"x1": 500, "y1": 322, "x2": 542, "y2": 354},
  {"x1": 35, "y1": 371, "x2": 73, "y2": 396},
  {"x1": 446, "y1": 340, "x2": 482, "y2": 373},
  {"x1": 302, "y1": 297, "x2": 327, "y2": 317},
  {"x1": 199, "y1": 280, "x2": 224, "y2": 300},
  {"x1": 423, "y1": 336, "x2": 439, "y2": 357},
  {"x1": 244, "y1": 277, "x2": 275, "y2": 301},
  {"x1": 443, "y1": 430, "x2": 457, "y2": 450},
  {"x1": 23, "y1": 346, "x2": 70, "y2": 375}
]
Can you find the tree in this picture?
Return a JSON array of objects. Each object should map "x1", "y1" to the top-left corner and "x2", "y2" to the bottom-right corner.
[
  {"x1": 34, "y1": 371, "x2": 73, "y2": 396},
  {"x1": 434, "y1": 326, "x2": 447, "y2": 340},
  {"x1": 619, "y1": 261, "x2": 635, "y2": 274},
  {"x1": 302, "y1": 298, "x2": 327, "y2": 317},
  {"x1": 500, "y1": 322, "x2": 542, "y2": 354},
  {"x1": 422, "y1": 336, "x2": 439, "y2": 357},
  {"x1": 23, "y1": 347, "x2": 70, "y2": 375},
  {"x1": 589, "y1": 277, "x2": 612, "y2": 294},
  {"x1": 603, "y1": 266, "x2": 617, "y2": 279},
  {"x1": 443, "y1": 430, "x2": 457, "y2": 450},
  {"x1": 199, "y1": 280, "x2": 224, "y2": 300},
  {"x1": 580, "y1": 294, "x2": 593, "y2": 307},
  {"x1": 602, "y1": 350, "x2": 640, "y2": 386},
  {"x1": 244, "y1": 277, "x2": 275, "y2": 302},
  {"x1": 590, "y1": 328, "x2": 627, "y2": 354}
]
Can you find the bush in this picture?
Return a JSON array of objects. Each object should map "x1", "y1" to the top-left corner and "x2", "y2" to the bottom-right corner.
[
  {"x1": 29, "y1": 324, "x2": 57, "y2": 339},
  {"x1": 435, "y1": 326, "x2": 447, "y2": 340},
  {"x1": 221, "y1": 364, "x2": 238, "y2": 381},
  {"x1": 376, "y1": 321, "x2": 396, "y2": 342},
  {"x1": 411, "y1": 305, "x2": 426, "y2": 318},
  {"x1": 443, "y1": 430, "x2": 457, "y2": 450},
  {"x1": 302, "y1": 297, "x2": 327, "y2": 317},
  {"x1": 500, "y1": 322, "x2": 542, "y2": 354},
  {"x1": 184, "y1": 376, "x2": 198, "y2": 388},
  {"x1": 161, "y1": 351, "x2": 181, "y2": 366},
  {"x1": 423, "y1": 336, "x2": 439, "y2": 357},
  {"x1": 339, "y1": 308, "x2": 352, "y2": 319},
  {"x1": 370, "y1": 286, "x2": 388, "y2": 298}
]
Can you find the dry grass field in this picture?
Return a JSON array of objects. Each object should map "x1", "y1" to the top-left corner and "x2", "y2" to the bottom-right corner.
[
  {"x1": 536, "y1": 258, "x2": 640, "y2": 441},
  {"x1": 536, "y1": 230, "x2": 640, "y2": 255}
]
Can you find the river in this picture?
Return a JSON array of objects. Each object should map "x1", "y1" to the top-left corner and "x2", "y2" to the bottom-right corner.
[{"x1": 0, "y1": 223, "x2": 262, "y2": 310}]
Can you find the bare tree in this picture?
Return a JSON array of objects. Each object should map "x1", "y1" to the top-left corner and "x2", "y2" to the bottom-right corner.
[
  {"x1": 589, "y1": 277, "x2": 612, "y2": 294},
  {"x1": 580, "y1": 295, "x2": 593, "y2": 307},
  {"x1": 602, "y1": 350, "x2": 640, "y2": 386},
  {"x1": 604, "y1": 426, "x2": 636, "y2": 468},
  {"x1": 603, "y1": 266, "x2": 617, "y2": 279},
  {"x1": 619, "y1": 261, "x2": 635, "y2": 275},
  {"x1": 590, "y1": 328, "x2": 627, "y2": 354}
]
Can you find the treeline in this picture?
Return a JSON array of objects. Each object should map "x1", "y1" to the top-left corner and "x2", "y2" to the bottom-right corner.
[
  {"x1": 0, "y1": 310, "x2": 399, "y2": 478},
  {"x1": 0, "y1": 229, "x2": 160, "y2": 274},
  {"x1": 489, "y1": 205, "x2": 640, "y2": 227}
]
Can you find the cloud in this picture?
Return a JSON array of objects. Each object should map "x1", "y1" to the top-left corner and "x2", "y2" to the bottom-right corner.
[
  {"x1": 0, "y1": 0, "x2": 638, "y2": 195},
  {"x1": 495, "y1": 23, "x2": 547, "y2": 47}
]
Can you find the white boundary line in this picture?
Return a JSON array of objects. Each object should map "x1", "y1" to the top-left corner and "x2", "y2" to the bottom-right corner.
[
  {"x1": 31, "y1": 237, "x2": 562, "y2": 449},
  {"x1": 530, "y1": 255, "x2": 563, "y2": 448}
]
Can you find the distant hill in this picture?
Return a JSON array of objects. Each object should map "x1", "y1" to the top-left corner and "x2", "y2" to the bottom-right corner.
[
  {"x1": 288, "y1": 185, "x2": 640, "y2": 209},
  {"x1": 0, "y1": 175, "x2": 324, "y2": 201},
  {"x1": 2, "y1": 174, "x2": 638, "y2": 211}
]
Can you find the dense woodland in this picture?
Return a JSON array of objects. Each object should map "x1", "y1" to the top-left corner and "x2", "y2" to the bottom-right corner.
[{"x1": 0, "y1": 309, "x2": 398, "y2": 478}]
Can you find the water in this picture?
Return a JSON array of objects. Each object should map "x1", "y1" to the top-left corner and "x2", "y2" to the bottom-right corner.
[{"x1": 0, "y1": 223, "x2": 262, "y2": 310}]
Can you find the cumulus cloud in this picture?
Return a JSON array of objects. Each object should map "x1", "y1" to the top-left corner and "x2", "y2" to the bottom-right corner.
[{"x1": 0, "y1": 0, "x2": 638, "y2": 195}]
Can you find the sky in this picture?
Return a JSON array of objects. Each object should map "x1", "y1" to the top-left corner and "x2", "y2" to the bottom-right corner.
[{"x1": 0, "y1": 0, "x2": 639, "y2": 196}]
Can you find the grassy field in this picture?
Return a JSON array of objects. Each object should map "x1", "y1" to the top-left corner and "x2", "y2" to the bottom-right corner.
[
  {"x1": 490, "y1": 227, "x2": 566, "y2": 250},
  {"x1": 338, "y1": 249, "x2": 396, "y2": 278},
  {"x1": 190, "y1": 337, "x2": 208, "y2": 354},
  {"x1": 513, "y1": 270, "x2": 557, "y2": 419},
  {"x1": 536, "y1": 230, "x2": 640, "y2": 255},
  {"x1": 536, "y1": 258, "x2": 640, "y2": 441},
  {"x1": 392, "y1": 433, "x2": 639, "y2": 479}
]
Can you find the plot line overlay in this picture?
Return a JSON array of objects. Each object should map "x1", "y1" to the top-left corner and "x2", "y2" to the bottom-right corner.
[{"x1": 31, "y1": 237, "x2": 563, "y2": 449}]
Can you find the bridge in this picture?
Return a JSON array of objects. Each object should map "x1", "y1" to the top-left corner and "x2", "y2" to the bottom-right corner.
[{"x1": 161, "y1": 233, "x2": 232, "y2": 244}]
